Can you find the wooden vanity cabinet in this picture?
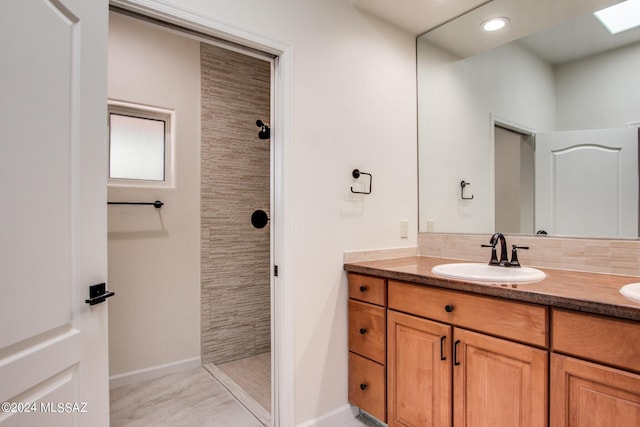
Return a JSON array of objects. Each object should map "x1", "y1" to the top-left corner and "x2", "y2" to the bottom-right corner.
[
  {"x1": 550, "y1": 309, "x2": 640, "y2": 426},
  {"x1": 452, "y1": 328, "x2": 548, "y2": 427},
  {"x1": 348, "y1": 273, "x2": 387, "y2": 422},
  {"x1": 348, "y1": 269, "x2": 640, "y2": 427},
  {"x1": 387, "y1": 310, "x2": 452, "y2": 426},
  {"x1": 387, "y1": 280, "x2": 548, "y2": 427}
]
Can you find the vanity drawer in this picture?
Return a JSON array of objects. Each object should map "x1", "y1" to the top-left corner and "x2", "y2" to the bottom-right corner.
[
  {"x1": 349, "y1": 299, "x2": 386, "y2": 364},
  {"x1": 388, "y1": 280, "x2": 548, "y2": 347},
  {"x1": 552, "y1": 309, "x2": 640, "y2": 373},
  {"x1": 349, "y1": 351, "x2": 386, "y2": 422},
  {"x1": 349, "y1": 273, "x2": 386, "y2": 306}
]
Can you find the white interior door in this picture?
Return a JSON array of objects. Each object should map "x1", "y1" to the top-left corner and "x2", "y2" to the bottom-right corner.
[
  {"x1": 0, "y1": 1, "x2": 109, "y2": 426},
  {"x1": 535, "y1": 128, "x2": 639, "y2": 238}
]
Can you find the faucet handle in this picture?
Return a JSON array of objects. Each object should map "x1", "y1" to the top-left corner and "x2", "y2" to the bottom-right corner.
[
  {"x1": 481, "y1": 244, "x2": 500, "y2": 265},
  {"x1": 509, "y1": 245, "x2": 529, "y2": 267}
]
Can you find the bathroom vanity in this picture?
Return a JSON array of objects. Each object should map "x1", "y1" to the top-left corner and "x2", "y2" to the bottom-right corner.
[{"x1": 344, "y1": 257, "x2": 640, "y2": 426}]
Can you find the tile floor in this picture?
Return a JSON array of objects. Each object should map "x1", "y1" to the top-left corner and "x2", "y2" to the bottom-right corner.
[
  {"x1": 204, "y1": 358, "x2": 270, "y2": 425},
  {"x1": 110, "y1": 367, "x2": 262, "y2": 427},
  {"x1": 218, "y1": 352, "x2": 271, "y2": 412},
  {"x1": 110, "y1": 353, "x2": 380, "y2": 427}
]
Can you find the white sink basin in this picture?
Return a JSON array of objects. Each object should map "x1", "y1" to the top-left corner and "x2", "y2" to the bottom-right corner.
[
  {"x1": 431, "y1": 263, "x2": 546, "y2": 284},
  {"x1": 620, "y1": 283, "x2": 640, "y2": 304}
]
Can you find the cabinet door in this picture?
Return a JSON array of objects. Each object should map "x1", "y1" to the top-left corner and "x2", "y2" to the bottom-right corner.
[
  {"x1": 453, "y1": 328, "x2": 548, "y2": 427},
  {"x1": 551, "y1": 354, "x2": 640, "y2": 427},
  {"x1": 388, "y1": 310, "x2": 452, "y2": 427}
]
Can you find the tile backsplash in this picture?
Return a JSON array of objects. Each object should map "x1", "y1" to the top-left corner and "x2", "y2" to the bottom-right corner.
[
  {"x1": 343, "y1": 246, "x2": 418, "y2": 264},
  {"x1": 419, "y1": 233, "x2": 640, "y2": 277}
]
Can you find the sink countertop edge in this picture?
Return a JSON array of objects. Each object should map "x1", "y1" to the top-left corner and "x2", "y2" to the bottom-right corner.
[{"x1": 344, "y1": 256, "x2": 640, "y2": 322}]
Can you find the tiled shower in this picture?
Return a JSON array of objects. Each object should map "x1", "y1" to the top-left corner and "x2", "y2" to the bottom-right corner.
[{"x1": 200, "y1": 43, "x2": 271, "y2": 366}]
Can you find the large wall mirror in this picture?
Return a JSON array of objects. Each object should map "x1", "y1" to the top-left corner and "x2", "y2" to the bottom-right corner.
[{"x1": 418, "y1": 0, "x2": 640, "y2": 239}]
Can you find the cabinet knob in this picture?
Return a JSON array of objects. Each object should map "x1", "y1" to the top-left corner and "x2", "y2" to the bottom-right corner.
[
  {"x1": 445, "y1": 304, "x2": 454, "y2": 313},
  {"x1": 359, "y1": 328, "x2": 367, "y2": 335},
  {"x1": 359, "y1": 285, "x2": 368, "y2": 292},
  {"x1": 360, "y1": 383, "x2": 367, "y2": 391}
]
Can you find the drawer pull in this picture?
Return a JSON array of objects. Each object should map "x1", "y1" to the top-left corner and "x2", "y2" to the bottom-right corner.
[
  {"x1": 359, "y1": 328, "x2": 367, "y2": 335},
  {"x1": 445, "y1": 304, "x2": 454, "y2": 313},
  {"x1": 440, "y1": 335, "x2": 447, "y2": 361},
  {"x1": 359, "y1": 285, "x2": 368, "y2": 292},
  {"x1": 360, "y1": 383, "x2": 368, "y2": 391},
  {"x1": 454, "y1": 340, "x2": 461, "y2": 366}
]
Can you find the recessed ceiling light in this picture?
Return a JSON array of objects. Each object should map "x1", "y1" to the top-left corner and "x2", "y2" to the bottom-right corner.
[
  {"x1": 482, "y1": 17, "x2": 509, "y2": 32},
  {"x1": 594, "y1": 0, "x2": 640, "y2": 34}
]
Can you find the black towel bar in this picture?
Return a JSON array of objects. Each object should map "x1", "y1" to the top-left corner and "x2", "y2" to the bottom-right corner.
[{"x1": 108, "y1": 200, "x2": 164, "y2": 208}]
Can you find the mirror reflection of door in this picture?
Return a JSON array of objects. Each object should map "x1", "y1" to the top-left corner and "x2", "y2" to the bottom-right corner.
[
  {"x1": 535, "y1": 128, "x2": 639, "y2": 238},
  {"x1": 494, "y1": 125, "x2": 535, "y2": 234}
]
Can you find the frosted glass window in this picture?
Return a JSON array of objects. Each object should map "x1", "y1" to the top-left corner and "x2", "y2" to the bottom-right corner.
[{"x1": 109, "y1": 113, "x2": 166, "y2": 181}]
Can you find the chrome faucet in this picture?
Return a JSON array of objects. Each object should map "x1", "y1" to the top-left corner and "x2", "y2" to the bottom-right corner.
[{"x1": 482, "y1": 233, "x2": 529, "y2": 267}]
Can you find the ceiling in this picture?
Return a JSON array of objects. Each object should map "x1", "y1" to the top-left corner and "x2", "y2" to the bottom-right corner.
[
  {"x1": 351, "y1": 0, "x2": 492, "y2": 36},
  {"x1": 518, "y1": 10, "x2": 640, "y2": 64},
  {"x1": 353, "y1": 0, "x2": 640, "y2": 64}
]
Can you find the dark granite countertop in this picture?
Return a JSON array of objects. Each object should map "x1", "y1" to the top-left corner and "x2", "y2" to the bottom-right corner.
[{"x1": 344, "y1": 256, "x2": 640, "y2": 321}]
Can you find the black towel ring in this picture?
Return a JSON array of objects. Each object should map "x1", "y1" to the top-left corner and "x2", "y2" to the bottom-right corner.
[{"x1": 351, "y1": 169, "x2": 372, "y2": 195}]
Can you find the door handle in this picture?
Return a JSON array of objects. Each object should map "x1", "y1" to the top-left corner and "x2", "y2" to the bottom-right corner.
[
  {"x1": 85, "y1": 282, "x2": 115, "y2": 306},
  {"x1": 453, "y1": 340, "x2": 461, "y2": 366}
]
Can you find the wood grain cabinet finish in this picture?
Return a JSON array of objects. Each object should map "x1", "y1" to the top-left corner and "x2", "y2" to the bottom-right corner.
[
  {"x1": 388, "y1": 280, "x2": 548, "y2": 347},
  {"x1": 387, "y1": 280, "x2": 548, "y2": 427},
  {"x1": 551, "y1": 354, "x2": 640, "y2": 427},
  {"x1": 552, "y1": 309, "x2": 640, "y2": 373},
  {"x1": 349, "y1": 299, "x2": 386, "y2": 364},
  {"x1": 387, "y1": 310, "x2": 452, "y2": 427},
  {"x1": 349, "y1": 273, "x2": 386, "y2": 306},
  {"x1": 551, "y1": 309, "x2": 640, "y2": 426},
  {"x1": 349, "y1": 352, "x2": 386, "y2": 422},
  {"x1": 453, "y1": 328, "x2": 548, "y2": 427},
  {"x1": 348, "y1": 273, "x2": 640, "y2": 427},
  {"x1": 348, "y1": 273, "x2": 387, "y2": 422}
]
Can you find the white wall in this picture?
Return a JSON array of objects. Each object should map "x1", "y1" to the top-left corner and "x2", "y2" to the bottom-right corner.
[
  {"x1": 107, "y1": 12, "x2": 201, "y2": 380},
  {"x1": 418, "y1": 40, "x2": 556, "y2": 234},
  {"x1": 556, "y1": 41, "x2": 640, "y2": 130},
  {"x1": 150, "y1": 0, "x2": 418, "y2": 424}
]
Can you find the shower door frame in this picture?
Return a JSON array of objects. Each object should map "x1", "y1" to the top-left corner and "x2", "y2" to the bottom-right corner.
[{"x1": 109, "y1": 1, "x2": 294, "y2": 426}]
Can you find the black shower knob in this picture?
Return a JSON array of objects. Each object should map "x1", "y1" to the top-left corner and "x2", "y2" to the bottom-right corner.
[{"x1": 251, "y1": 209, "x2": 269, "y2": 229}]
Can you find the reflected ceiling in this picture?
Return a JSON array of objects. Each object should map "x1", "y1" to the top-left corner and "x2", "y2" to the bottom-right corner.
[{"x1": 352, "y1": 0, "x2": 491, "y2": 35}]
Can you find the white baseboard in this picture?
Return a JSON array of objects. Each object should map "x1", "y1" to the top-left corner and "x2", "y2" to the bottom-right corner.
[
  {"x1": 109, "y1": 356, "x2": 201, "y2": 389},
  {"x1": 296, "y1": 405, "x2": 359, "y2": 427}
]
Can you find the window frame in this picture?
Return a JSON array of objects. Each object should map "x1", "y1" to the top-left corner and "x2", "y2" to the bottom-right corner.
[{"x1": 107, "y1": 100, "x2": 175, "y2": 188}]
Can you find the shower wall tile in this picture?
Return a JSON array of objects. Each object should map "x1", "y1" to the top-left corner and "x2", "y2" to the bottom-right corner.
[{"x1": 201, "y1": 43, "x2": 271, "y2": 365}]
